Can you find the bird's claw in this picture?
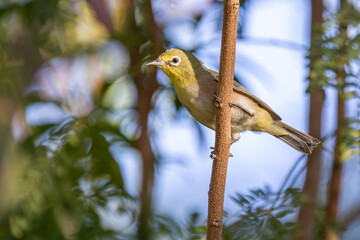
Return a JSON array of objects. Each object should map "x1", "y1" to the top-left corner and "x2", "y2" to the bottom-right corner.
[
  {"x1": 210, "y1": 151, "x2": 218, "y2": 160},
  {"x1": 210, "y1": 149, "x2": 233, "y2": 159},
  {"x1": 231, "y1": 133, "x2": 241, "y2": 143}
]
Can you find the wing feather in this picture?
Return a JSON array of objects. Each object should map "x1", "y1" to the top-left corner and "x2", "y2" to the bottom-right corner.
[{"x1": 206, "y1": 68, "x2": 282, "y2": 121}]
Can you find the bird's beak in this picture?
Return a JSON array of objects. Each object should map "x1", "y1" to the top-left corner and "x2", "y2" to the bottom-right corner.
[{"x1": 147, "y1": 59, "x2": 166, "y2": 66}]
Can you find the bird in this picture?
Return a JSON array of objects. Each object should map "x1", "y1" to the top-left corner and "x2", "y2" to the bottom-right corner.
[{"x1": 147, "y1": 48, "x2": 320, "y2": 154}]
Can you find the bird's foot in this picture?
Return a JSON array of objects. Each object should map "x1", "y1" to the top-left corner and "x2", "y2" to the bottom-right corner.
[
  {"x1": 210, "y1": 151, "x2": 218, "y2": 160},
  {"x1": 231, "y1": 133, "x2": 241, "y2": 143},
  {"x1": 210, "y1": 146, "x2": 218, "y2": 160},
  {"x1": 213, "y1": 92, "x2": 218, "y2": 100},
  {"x1": 210, "y1": 147, "x2": 233, "y2": 159}
]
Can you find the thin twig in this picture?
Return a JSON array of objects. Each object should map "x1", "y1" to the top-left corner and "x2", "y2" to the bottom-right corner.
[
  {"x1": 271, "y1": 154, "x2": 307, "y2": 210},
  {"x1": 340, "y1": 204, "x2": 360, "y2": 227},
  {"x1": 238, "y1": 35, "x2": 308, "y2": 51}
]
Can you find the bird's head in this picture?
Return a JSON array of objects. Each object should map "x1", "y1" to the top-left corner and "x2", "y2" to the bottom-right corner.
[{"x1": 147, "y1": 48, "x2": 204, "y2": 88}]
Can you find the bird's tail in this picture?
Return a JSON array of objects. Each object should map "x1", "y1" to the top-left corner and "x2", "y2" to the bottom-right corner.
[{"x1": 275, "y1": 122, "x2": 320, "y2": 154}]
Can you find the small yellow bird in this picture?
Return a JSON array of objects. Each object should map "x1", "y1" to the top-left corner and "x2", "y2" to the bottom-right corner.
[{"x1": 147, "y1": 48, "x2": 320, "y2": 154}]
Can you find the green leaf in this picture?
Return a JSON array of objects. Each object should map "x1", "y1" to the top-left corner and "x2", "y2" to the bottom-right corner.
[
  {"x1": 340, "y1": 147, "x2": 360, "y2": 162},
  {"x1": 275, "y1": 209, "x2": 293, "y2": 218}
]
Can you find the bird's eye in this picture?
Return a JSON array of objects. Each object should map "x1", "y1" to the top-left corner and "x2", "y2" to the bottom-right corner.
[{"x1": 170, "y1": 56, "x2": 181, "y2": 66}]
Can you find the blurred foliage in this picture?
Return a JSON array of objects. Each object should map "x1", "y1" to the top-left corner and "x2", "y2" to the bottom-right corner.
[
  {"x1": 1, "y1": 115, "x2": 135, "y2": 239},
  {"x1": 223, "y1": 187, "x2": 302, "y2": 240},
  {"x1": 307, "y1": 2, "x2": 360, "y2": 162}
]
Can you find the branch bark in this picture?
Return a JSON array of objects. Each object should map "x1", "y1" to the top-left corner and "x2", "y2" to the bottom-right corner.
[
  {"x1": 206, "y1": 1, "x2": 239, "y2": 239},
  {"x1": 324, "y1": 72, "x2": 345, "y2": 240},
  {"x1": 324, "y1": 1, "x2": 347, "y2": 239},
  {"x1": 134, "y1": 1, "x2": 163, "y2": 239},
  {"x1": 324, "y1": 83, "x2": 345, "y2": 240},
  {"x1": 296, "y1": 1, "x2": 324, "y2": 239}
]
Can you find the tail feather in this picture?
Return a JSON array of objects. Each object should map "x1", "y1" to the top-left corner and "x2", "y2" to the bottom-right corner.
[{"x1": 276, "y1": 122, "x2": 320, "y2": 155}]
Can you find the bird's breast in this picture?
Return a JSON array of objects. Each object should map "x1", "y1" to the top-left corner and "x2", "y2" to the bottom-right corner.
[
  {"x1": 176, "y1": 83, "x2": 216, "y2": 130},
  {"x1": 175, "y1": 80, "x2": 257, "y2": 133}
]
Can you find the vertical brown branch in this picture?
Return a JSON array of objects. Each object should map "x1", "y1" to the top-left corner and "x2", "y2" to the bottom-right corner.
[
  {"x1": 324, "y1": 1, "x2": 347, "y2": 238},
  {"x1": 296, "y1": 1, "x2": 324, "y2": 239},
  {"x1": 206, "y1": 1, "x2": 239, "y2": 239},
  {"x1": 324, "y1": 73, "x2": 345, "y2": 240},
  {"x1": 143, "y1": 0, "x2": 163, "y2": 55},
  {"x1": 135, "y1": 71, "x2": 156, "y2": 240},
  {"x1": 134, "y1": 0, "x2": 163, "y2": 239}
]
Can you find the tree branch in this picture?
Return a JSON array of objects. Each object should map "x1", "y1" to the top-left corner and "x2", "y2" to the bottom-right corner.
[
  {"x1": 324, "y1": 1, "x2": 347, "y2": 239},
  {"x1": 340, "y1": 204, "x2": 360, "y2": 227},
  {"x1": 296, "y1": 0, "x2": 324, "y2": 239},
  {"x1": 238, "y1": 35, "x2": 307, "y2": 51},
  {"x1": 324, "y1": 71, "x2": 345, "y2": 240},
  {"x1": 206, "y1": 0, "x2": 239, "y2": 239},
  {"x1": 135, "y1": 0, "x2": 163, "y2": 239}
]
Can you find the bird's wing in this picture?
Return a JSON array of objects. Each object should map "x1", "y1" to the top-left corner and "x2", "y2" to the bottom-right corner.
[
  {"x1": 206, "y1": 68, "x2": 282, "y2": 121},
  {"x1": 232, "y1": 81, "x2": 282, "y2": 120}
]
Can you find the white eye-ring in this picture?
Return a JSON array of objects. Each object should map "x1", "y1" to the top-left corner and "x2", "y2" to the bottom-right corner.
[{"x1": 169, "y1": 56, "x2": 181, "y2": 66}]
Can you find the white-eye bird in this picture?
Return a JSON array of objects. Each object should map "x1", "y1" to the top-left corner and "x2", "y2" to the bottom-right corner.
[{"x1": 147, "y1": 48, "x2": 320, "y2": 154}]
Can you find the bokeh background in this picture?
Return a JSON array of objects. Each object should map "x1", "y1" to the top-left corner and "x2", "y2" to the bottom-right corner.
[{"x1": 0, "y1": 0, "x2": 359, "y2": 239}]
